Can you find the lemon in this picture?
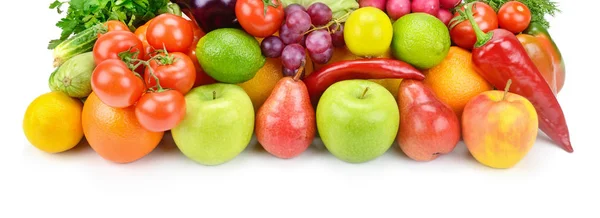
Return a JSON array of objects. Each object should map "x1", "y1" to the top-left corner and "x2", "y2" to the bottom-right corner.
[
  {"x1": 391, "y1": 13, "x2": 451, "y2": 69},
  {"x1": 344, "y1": 7, "x2": 393, "y2": 57},
  {"x1": 23, "y1": 91, "x2": 84, "y2": 153}
]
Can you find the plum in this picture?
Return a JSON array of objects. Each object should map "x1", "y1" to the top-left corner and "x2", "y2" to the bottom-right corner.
[{"x1": 437, "y1": 9, "x2": 453, "y2": 26}]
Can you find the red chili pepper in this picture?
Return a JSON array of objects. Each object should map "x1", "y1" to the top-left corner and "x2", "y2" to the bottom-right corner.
[
  {"x1": 459, "y1": 3, "x2": 572, "y2": 152},
  {"x1": 303, "y1": 58, "x2": 425, "y2": 104}
]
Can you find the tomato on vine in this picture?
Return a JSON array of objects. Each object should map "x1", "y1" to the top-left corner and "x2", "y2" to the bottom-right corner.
[
  {"x1": 146, "y1": 14, "x2": 194, "y2": 52},
  {"x1": 449, "y1": 2, "x2": 498, "y2": 50},
  {"x1": 498, "y1": 1, "x2": 532, "y2": 34},
  {"x1": 93, "y1": 31, "x2": 145, "y2": 65},
  {"x1": 91, "y1": 59, "x2": 145, "y2": 108},
  {"x1": 135, "y1": 89, "x2": 187, "y2": 132},
  {"x1": 235, "y1": 0, "x2": 284, "y2": 38},
  {"x1": 144, "y1": 52, "x2": 196, "y2": 95}
]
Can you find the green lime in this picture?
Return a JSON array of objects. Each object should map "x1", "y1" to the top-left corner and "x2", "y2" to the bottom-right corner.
[
  {"x1": 196, "y1": 28, "x2": 266, "y2": 84},
  {"x1": 391, "y1": 13, "x2": 451, "y2": 69}
]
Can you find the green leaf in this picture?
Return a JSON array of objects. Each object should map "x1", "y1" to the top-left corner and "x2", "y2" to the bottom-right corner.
[
  {"x1": 47, "y1": 39, "x2": 64, "y2": 50},
  {"x1": 49, "y1": 0, "x2": 65, "y2": 13}
]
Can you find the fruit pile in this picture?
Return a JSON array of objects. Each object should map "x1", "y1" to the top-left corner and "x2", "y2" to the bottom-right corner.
[{"x1": 24, "y1": 0, "x2": 570, "y2": 169}]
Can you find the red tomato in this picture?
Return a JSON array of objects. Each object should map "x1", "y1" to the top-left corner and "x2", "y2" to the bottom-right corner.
[
  {"x1": 498, "y1": 1, "x2": 532, "y2": 34},
  {"x1": 105, "y1": 20, "x2": 129, "y2": 32},
  {"x1": 449, "y1": 2, "x2": 498, "y2": 50},
  {"x1": 134, "y1": 23, "x2": 154, "y2": 60},
  {"x1": 146, "y1": 14, "x2": 194, "y2": 52},
  {"x1": 93, "y1": 31, "x2": 145, "y2": 65},
  {"x1": 144, "y1": 52, "x2": 196, "y2": 94},
  {"x1": 187, "y1": 49, "x2": 217, "y2": 87},
  {"x1": 235, "y1": 0, "x2": 284, "y2": 38},
  {"x1": 135, "y1": 90, "x2": 186, "y2": 132},
  {"x1": 91, "y1": 59, "x2": 145, "y2": 108}
]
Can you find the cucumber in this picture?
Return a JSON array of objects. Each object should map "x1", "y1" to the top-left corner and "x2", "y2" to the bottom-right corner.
[{"x1": 52, "y1": 23, "x2": 107, "y2": 68}]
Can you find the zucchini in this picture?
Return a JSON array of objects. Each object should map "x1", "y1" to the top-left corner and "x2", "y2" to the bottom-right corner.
[{"x1": 52, "y1": 23, "x2": 107, "y2": 68}]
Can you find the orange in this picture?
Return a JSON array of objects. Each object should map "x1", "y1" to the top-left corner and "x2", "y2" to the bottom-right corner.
[
  {"x1": 314, "y1": 46, "x2": 403, "y2": 98},
  {"x1": 238, "y1": 58, "x2": 284, "y2": 111},
  {"x1": 423, "y1": 46, "x2": 493, "y2": 119},
  {"x1": 82, "y1": 92, "x2": 164, "y2": 163}
]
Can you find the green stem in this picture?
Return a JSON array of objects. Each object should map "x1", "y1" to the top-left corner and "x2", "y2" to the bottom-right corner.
[
  {"x1": 303, "y1": 10, "x2": 351, "y2": 35},
  {"x1": 459, "y1": 2, "x2": 493, "y2": 48}
]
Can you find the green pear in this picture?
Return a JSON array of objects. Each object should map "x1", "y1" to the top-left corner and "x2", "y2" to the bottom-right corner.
[
  {"x1": 172, "y1": 83, "x2": 254, "y2": 166},
  {"x1": 317, "y1": 80, "x2": 399, "y2": 163}
]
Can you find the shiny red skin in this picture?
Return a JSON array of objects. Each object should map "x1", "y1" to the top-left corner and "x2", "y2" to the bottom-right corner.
[
  {"x1": 498, "y1": 1, "x2": 531, "y2": 34},
  {"x1": 256, "y1": 77, "x2": 316, "y2": 159},
  {"x1": 93, "y1": 31, "x2": 145, "y2": 65},
  {"x1": 472, "y1": 29, "x2": 572, "y2": 152},
  {"x1": 187, "y1": 48, "x2": 217, "y2": 87},
  {"x1": 146, "y1": 14, "x2": 194, "y2": 53},
  {"x1": 449, "y1": 2, "x2": 498, "y2": 50},
  {"x1": 91, "y1": 59, "x2": 145, "y2": 108},
  {"x1": 397, "y1": 80, "x2": 460, "y2": 161},
  {"x1": 135, "y1": 90, "x2": 187, "y2": 132},
  {"x1": 235, "y1": 0, "x2": 285, "y2": 38},
  {"x1": 144, "y1": 52, "x2": 196, "y2": 95},
  {"x1": 303, "y1": 58, "x2": 425, "y2": 105}
]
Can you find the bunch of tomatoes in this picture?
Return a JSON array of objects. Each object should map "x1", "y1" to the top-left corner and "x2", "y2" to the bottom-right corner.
[
  {"x1": 90, "y1": 13, "x2": 208, "y2": 132},
  {"x1": 449, "y1": 1, "x2": 532, "y2": 49}
]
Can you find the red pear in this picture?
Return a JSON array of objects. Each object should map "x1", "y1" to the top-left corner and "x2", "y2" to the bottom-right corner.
[
  {"x1": 256, "y1": 68, "x2": 316, "y2": 159},
  {"x1": 397, "y1": 80, "x2": 461, "y2": 161}
]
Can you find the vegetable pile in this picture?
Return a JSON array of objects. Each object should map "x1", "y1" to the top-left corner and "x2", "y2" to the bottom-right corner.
[{"x1": 24, "y1": 0, "x2": 572, "y2": 169}]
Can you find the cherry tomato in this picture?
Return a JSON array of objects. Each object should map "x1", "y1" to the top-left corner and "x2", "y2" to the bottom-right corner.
[
  {"x1": 91, "y1": 59, "x2": 145, "y2": 108},
  {"x1": 105, "y1": 20, "x2": 129, "y2": 32},
  {"x1": 134, "y1": 23, "x2": 154, "y2": 60},
  {"x1": 449, "y1": 2, "x2": 498, "y2": 50},
  {"x1": 146, "y1": 14, "x2": 194, "y2": 52},
  {"x1": 498, "y1": 1, "x2": 531, "y2": 34},
  {"x1": 135, "y1": 90, "x2": 186, "y2": 132},
  {"x1": 144, "y1": 52, "x2": 196, "y2": 95},
  {"x1": 235, "y1": 0, "x2": 284, "y2": 38},
  {"x1": 93, "y1": 31, "x2": 145, "y2": 65},
  {"x1": 187, "y1": 49, "x2": 217, "y2": 87}
]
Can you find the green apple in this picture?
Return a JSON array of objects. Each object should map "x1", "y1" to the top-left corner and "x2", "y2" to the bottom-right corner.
[
  {"x1": 172, "y1": 83, "x2": 254, "y2": 166},
  {"x1": 317, "y1": 80, "x2": 399, "y2": 163}
]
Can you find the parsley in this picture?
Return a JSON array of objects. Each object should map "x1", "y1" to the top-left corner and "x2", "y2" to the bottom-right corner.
[
  {"x1": 463, "y1": 0, "x2": 560, "y2": 29},
  {"x1": 48, "y1": 0, "x2": 173, "y2": 49}
]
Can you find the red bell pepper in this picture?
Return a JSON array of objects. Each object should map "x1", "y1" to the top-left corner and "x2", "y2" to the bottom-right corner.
[
  {"x1": 459, "y1": 3, "x2": 573, "y2": 152},
  {"x1": 303, "y1": 58, "x2": 425, "y2": 105}
]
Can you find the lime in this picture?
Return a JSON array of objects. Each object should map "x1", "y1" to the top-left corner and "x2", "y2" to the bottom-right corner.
[
  {"x1": 391, "y1": 13, "x2": 451, "y2": 69},
  {"x1": 344, "y1": 7, "x2": 393, "y2": 57},
  {"x1": 196, "y1": 28, "x2": 266, "y2": 84}
]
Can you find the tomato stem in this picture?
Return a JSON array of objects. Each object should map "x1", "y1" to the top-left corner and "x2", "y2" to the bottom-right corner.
[{"x1": 262, "y1": 0, "x2": 280, "y2": 17}]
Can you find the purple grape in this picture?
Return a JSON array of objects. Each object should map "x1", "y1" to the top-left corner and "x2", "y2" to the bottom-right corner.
[
  {"x1": 309, "y1": 47, "x2": 333, "y2": 64},
  {"x1": 299, "y1": 35, "x2": 307, "y2": 48},
  {"x1": 283, "y1": 67, "x2": 297, "y2": 77},
  {"x1": 307, "y1": 3, "x2": 333, "y2": 26},
  {"x1": 286, "y1": 11, "x2": 312, "y2": 33},
  {"x1": 285, "y1": 4, "x2": 306, "y2": 16},
  {"x1": 261, "y1": 36, "x2": 285, "y2": 58},
  {"x1": 305, "y1": 29, "x2": 332, "y2": 54},
  {"x1": 281, "y1": 44, "x2": 306, "y2": 70},
  {"x1": 330, "y1": 23, "x2": 345, "y2": 47},
  {"x1": 279, "y1": 24, "x2": 303, "y2": 45}
]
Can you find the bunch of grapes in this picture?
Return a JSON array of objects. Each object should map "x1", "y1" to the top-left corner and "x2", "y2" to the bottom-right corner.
[{"x1": 260, "y1": 3, "x2": 346, "y2": 76}]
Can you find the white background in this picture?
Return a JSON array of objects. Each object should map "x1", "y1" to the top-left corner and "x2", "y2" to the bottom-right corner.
[{"x1": 1, "y1": 0, "x2": 599, "y2": 217}]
